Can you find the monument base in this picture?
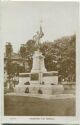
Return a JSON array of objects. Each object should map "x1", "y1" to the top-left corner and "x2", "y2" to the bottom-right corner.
[{"x1": 14, "y1": 84, "x2": 64, "y2": 95}]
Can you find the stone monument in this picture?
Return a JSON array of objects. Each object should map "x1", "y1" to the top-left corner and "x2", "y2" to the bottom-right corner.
[
  {"x1": 14, "y1": 25, "x2": 64, "y2": 95},
  {"x1": 31, "y1": 50, "x2": 47, "y2": 73},
  {"x1": 30, "y1": 26, "x2": 47, "y2": 84}
]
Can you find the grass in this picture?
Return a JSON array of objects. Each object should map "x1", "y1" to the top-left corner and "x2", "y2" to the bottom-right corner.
[{"x1": 4, "y1": 95, "x2": 75, "y2": 116}]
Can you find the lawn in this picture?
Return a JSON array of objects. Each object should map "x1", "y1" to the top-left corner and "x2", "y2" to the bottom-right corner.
[{"x1": 4, "y1": 95, "x2": 75, "y2": 116}]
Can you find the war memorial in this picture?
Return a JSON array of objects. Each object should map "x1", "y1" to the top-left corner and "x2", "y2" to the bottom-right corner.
[
  {"x1": 3, "y1": 1, "x2": 77, "y2": 117},
  {"x1": 14, "y1": 26, "x2": 64, "y2": 95},
  {"x1": 4, "y1": 26, "x2": 75, "y2": 116}
]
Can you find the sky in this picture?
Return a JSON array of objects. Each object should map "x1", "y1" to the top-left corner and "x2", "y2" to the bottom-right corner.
[{"x1": 1, "y1": 1, "x2": 78, "y2": 52}]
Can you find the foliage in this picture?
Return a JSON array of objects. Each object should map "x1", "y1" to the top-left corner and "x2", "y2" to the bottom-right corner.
[
  {"x1": 5, "y1": 34, "x2": 76, "y2": 82},
  {"x1": 19, "y1": 34, "x2": 76, "y2": 82},
  {"x1": 55, "y1": 35, "x2": 76, "y2": 82},
  {"x1": 6, "y1": 43, "x2": 13, "y2": 57}
]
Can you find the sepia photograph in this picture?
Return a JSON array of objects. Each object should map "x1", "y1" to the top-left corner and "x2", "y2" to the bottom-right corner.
[{"x1": 2, "y1": 1, "x2": 78, "y2": 116}]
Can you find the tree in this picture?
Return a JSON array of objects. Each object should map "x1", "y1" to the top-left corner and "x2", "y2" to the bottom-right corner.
[
  {"x1": 18, "y1": 34, "x2": 76, "y2": 82},
  {"x1": 20, "y1": 44, "x2": 26, "y2": 58},
  {"x1": 6, "y1": 42, "x2": 13, "y2": 58}
]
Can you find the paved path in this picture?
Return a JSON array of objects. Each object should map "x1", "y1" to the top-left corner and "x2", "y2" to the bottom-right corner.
[{"x1": 5, "y1": 93, "x2": 75, "y2": 100}]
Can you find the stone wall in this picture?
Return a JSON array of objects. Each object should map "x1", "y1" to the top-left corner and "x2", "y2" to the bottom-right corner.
[
  {"x1": 14, "y1": 84, "x2": 64, "y2": 95},
  {"x1": 43, "y1": 76, "x2": 58, "y2": 85},
  {"x1": 18, "y1": 73, "x2": 58, "y2": 85}
]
